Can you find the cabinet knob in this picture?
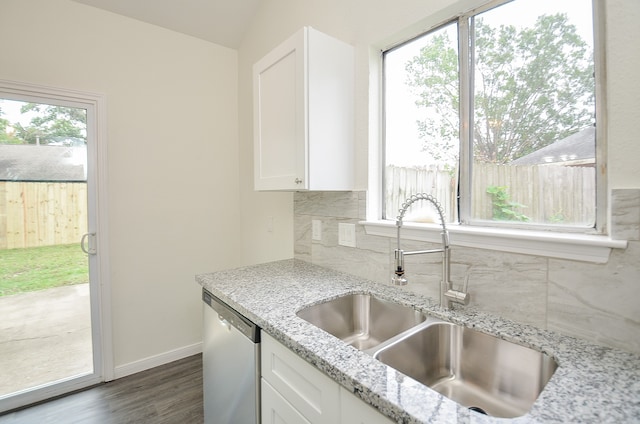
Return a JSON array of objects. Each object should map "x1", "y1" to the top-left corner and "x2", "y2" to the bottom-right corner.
[{"x1": 295, "y1": 178, "x2": 303, "y2": 184}]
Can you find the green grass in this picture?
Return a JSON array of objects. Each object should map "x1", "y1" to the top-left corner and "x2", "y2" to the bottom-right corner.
[{"x1": 0, "y1": 244, "x2": 89, "y2": 297}]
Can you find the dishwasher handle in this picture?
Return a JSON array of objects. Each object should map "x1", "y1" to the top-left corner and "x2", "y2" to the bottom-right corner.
[{"x1": 203, "y1": 289, "x2": 260, "y2": 342}]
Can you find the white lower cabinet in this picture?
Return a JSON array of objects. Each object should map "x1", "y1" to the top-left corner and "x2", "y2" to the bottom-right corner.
[
  {"x1": 261, "y1": 333, "x2": 393, "y2": 424},
  {"x1": 261, "y1": 332, "x2": 340, "y2": 423},
  {"x1": 262, "y1": 379, "x2": 311, "y2": 424},
  {"x1": 340, "y1": 390, "x2": 394, "y2": 424}
]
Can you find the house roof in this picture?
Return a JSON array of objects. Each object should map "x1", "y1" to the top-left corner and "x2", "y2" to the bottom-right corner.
[
  {"x1": 510, "y1": 126, "x2": 595, "y2": 166},
  {"x1": 0, "y1": 144, "x2": 87, "y2": 181}
]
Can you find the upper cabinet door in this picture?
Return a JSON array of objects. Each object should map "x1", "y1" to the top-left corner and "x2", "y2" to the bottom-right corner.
[
  {"x1": 253, "y1": 28, "x2": 306, "y2": 191},
  {"x1": 253, "y1": 27, "x2": 354, "y2": 191}
]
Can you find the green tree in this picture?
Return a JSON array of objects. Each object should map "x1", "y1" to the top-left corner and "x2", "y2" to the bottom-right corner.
[
  {"x1": 15, "y1": 103, "x2": 86, "y2": 145},
  {"x1": 0, "y1": 106, "x2": 20, "y2": 144},
  {"x1": 486, "y1": 185, "x2": 529, "y2": 221},
  {"x1": 0, "y1": 109, "x2": 9, "y2": 143},
  {"x1": 405, "y1": 26, "x2": 459, "y2": 162},
  {"x1": 406, "y1": 13, "x2": 594, "y2": 164}
]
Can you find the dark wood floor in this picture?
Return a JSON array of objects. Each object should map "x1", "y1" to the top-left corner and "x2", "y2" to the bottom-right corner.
[{"x1": 0, "y1": 354, "x2": 203, "y2": 423}]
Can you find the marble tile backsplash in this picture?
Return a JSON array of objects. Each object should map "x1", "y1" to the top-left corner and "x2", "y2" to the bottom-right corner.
[
  {"x1": 611, "y1": 189, "x2": 640, "y2": 241},
  {"x1": 294, "y1": 189, "x2": 640, "y2": 354}
]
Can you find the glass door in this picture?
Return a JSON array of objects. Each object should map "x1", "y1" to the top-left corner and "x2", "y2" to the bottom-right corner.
[{"x1": 0, "y1": 88, "x2": 105, "y2": 412}]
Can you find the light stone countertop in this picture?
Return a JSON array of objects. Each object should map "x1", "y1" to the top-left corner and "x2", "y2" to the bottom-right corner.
[{"x1": 196, "y1": 259, "x2": 640, "y2": 424}]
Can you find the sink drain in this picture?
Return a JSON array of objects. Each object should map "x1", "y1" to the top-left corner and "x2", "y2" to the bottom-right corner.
[{"x1": 469, "y1": 406, "x2": 488, "y2": 415}]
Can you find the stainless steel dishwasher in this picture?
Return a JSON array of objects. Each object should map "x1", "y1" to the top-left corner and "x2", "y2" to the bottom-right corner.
[{"x1": 203, "y1": 289, "x2": 261, "y2": 424}]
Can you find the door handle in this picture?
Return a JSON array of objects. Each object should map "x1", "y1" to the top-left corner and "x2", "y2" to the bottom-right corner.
[{"x1": 81, "y1": 233, "x2": 97, "y2": 255}]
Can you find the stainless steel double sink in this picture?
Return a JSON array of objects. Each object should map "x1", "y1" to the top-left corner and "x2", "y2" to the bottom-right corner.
[{"x1": 296, "y1": 293, "x2": 557, "y2": 418}]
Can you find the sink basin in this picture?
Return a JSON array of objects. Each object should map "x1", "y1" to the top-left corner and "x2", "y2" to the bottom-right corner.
[
  {"x1": 374, "y1": 322, "x2": 558, "y2": 418},
  {"x1": 296, "y1": 294, "x2": 426, "y2": 351}
]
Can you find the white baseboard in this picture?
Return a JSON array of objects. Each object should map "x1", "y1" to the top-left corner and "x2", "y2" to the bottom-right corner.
[{"x1": 112, "y1": 342, "x2": 203, "y2": 380}]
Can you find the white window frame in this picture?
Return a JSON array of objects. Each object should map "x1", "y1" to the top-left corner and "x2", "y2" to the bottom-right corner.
[{"x1": 363, "y1": 0, "x2": 627, "y2": 263}]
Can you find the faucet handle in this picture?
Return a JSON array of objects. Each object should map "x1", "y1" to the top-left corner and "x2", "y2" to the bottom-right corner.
[
  {"x1": 444, "y1": 288, "x2": 470, "y2": 305},
  {"x1": 444, "y1": 274, "x2": 471, "y2": 306}
]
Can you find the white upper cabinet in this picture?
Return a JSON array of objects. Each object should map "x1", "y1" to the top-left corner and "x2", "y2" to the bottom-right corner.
[{"x1": 253, "y1": 27, "x2": 354, "y2": 191}]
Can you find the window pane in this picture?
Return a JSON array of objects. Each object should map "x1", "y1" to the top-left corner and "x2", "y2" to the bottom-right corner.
[
  {"x1": 470, "y1": 0, "x2": 595, "y2": 226},
  {"x1": 0, "y1": 99, "x2": 87, "y2": 181},
  {"x1": 384, "y1": 22, "x2": 459, "y2": 223}
]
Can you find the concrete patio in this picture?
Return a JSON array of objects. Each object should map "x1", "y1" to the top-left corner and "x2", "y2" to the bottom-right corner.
[{"x1": 0, "y1": 284, "x2": 92, "y2": 397}]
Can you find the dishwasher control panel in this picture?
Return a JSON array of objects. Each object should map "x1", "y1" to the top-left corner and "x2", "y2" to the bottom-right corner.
[{"x1": 203, "y1": 289, "x2": 260, "y2": 342}]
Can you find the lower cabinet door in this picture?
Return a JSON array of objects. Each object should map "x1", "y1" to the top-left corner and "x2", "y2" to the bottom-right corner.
[
  {"x1": 261, "y1": 333, "x2": 340, "y2": 423},
  {"x1": 261, "y1": 333, "x2": 395, "y2": 424},
  {"x1": 262, "y1": 378, "x2": 311, "y2": 424},
  {"x1": 340, "y1": 389, "x2": 395, "y2": 424}
]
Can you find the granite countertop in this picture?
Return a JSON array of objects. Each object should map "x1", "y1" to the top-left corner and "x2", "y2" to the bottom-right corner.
[{"x1": 196, "y1": 259, "x2": 640, "y2": 423}]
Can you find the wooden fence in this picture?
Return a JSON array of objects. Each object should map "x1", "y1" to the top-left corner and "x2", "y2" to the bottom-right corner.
[
  {"x1": 0, "y1": 181, "x2": 87, "y2": 249},
  {"x1": 385, "y1": 165, "x2": 458, "y2": 222},
  {"x1": 385, "y1": 164, "x2": 595, "y2": 225}
]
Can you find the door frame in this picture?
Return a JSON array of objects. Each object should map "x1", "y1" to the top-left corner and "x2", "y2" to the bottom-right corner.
[{"x1": 0, "y1": 79, "x2": 113, "y2": 412}]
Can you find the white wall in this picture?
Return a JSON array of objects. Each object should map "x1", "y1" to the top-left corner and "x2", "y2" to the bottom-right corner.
[
  {"x1": 238, "y1": 1, "x2": 640, "y2": 249},
  {"x1": 0, "y1": 0, "x2": 241, "y2": 370},
  {"x1": 606, "y1": 0, "x2": 640, "y2": 187},
  {"x1": 240, "y1": 0, "x2": 640, "y2": 353},
  {"x1": 2, "y1": 0, "x2": 636, "y2": 371},
  {"x1": 238, "y1": 1, "x2": 640, "y2": 253}
]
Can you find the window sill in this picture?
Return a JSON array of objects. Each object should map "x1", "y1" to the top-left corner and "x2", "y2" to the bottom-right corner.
[{"x1": 361, "y1": 220, "x2": 628, "y2": 264}]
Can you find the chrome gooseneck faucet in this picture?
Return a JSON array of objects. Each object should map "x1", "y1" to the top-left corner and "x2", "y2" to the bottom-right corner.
[{"x1": 392, "y1": 193, "x2": 470, "y2": 309}]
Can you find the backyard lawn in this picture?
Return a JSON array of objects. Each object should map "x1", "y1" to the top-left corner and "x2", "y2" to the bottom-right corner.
[{"x1": 0, "y1": 244, "x2": 88, "y2": 296}]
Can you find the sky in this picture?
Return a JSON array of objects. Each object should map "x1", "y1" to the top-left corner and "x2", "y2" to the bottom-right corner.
[{"x1": 0, "y1": 99, "x2": 38, "y2": 128}]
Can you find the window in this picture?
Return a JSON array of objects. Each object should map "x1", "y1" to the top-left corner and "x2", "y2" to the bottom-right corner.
[{"x1": 383, "y1": 0, "x2": 599, "y2": 232}]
